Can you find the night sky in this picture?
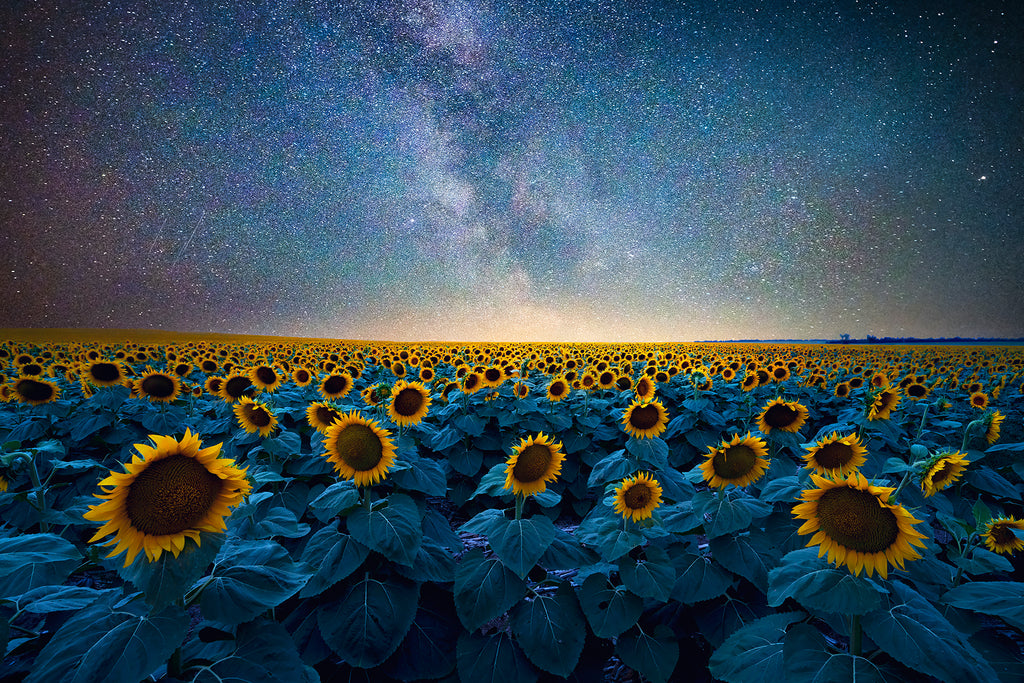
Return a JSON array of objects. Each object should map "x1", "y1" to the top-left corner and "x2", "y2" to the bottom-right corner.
[{"x1": 2, "y1": 0, "x2": 1022, "y2": 342}]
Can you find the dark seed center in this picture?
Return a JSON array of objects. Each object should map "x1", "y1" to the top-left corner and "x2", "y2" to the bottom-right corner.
[
  {"x1": 712, "y1": 445, "x2": 757, "y2": 480},
  {"x1": 394, "y1": 387, "x2": 424, "y2": 416},
  {"x1": 334, "y1": 424, "x2": 383, "y2": 472},
  {"x1": 126, "y1": 455, "x2": 222, "y2": 536},
  {"x1": 816, "y1": 487, "x2": 899, "y2": 554},
  {"x1": 141, "y1": 374, "x2": 176, "y2": 398},
  {"x1": 629, "y1": 404, "x2": 660, "y2": 430},
  {"x1": 513, "y1": 444, "x2": 552, "y2": 483}
]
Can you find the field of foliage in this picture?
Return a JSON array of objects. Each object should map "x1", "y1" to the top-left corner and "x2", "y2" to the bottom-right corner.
[{"x1": 1, "y1": 330, "x2": 1023, "y2": 682}]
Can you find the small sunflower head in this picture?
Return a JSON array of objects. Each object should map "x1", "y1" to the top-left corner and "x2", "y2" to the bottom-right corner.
[
  {"x1": 387, "y1": 380, "x2": 432, "y2": 426},
  {"x1": 756, "y1": 397, "x2": 809, "y2": 434},
  {"x1": 612, "y1": 472, "x2": 663, "y2": 522},
  {"x1": 621, "y1": 398, "x2": 669, "y2": 440},
  {"x1": 983, "y1": 516, "x2": 1024, "y2": 555},
  {"x1": 322, "y1": 411, "x2": 397, "y2": 487},
  {"x1": 503, "y1": 432, "x2": 565, "y2": 498},
  {"x1": 984, "y1": 410, "x2": 1004, "y2": 445},
  {"x1": 803, "y1": 432, "x2": 868, "y2": 478},
  {"x1": 700, "y1": 432, "x2": 770, "y2": 489}
]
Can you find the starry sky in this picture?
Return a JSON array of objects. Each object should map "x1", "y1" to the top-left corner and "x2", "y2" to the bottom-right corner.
[{"x1": 2, "y1": 0, "x2": 1022, "y2": 342}]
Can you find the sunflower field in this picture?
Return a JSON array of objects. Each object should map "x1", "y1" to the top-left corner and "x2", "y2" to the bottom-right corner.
[{"x1": 1, "y1": 330, "x2": 1023, "y2": 682}]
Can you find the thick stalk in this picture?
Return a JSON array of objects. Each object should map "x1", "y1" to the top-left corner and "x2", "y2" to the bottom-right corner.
[{"x1": 850, "y1": 614, "x2": 862, "y2": 657}]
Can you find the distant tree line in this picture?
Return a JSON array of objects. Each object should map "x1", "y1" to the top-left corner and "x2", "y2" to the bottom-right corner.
[{"x1": 830, "y1": 335, "x2": 1024, "y2": 344}]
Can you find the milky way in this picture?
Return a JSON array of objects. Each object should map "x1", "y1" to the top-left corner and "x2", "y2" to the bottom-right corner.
[{"x1": 2, "y1": 0, "x2": 1021, "y2": 342}]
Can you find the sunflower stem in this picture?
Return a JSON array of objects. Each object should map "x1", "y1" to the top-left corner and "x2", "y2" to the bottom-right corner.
[
  {"x1": 515, "y1": 495, "x2": 525, "y2": 521},
  {"x1": 168, "y1": 646, "x2": 183, "y2": 678},
  {"x1": 850, "y1": 614, "x2": 862, "y2": 657},
  {"x1": 961, "y1": 419, "x2": 983, "y2": 453},
  {"x1": 24, "y1": 455, "x2": 50, "y2": 532},
  {"x1": 363, "y1": 487, "x2": 373, "y2": 512},
  {"x1": 890, "y1": 468, "x2": 914, "y2": 504},
  {"x1": 915, "y1": 403, "x2": 930, "y2": 441}
]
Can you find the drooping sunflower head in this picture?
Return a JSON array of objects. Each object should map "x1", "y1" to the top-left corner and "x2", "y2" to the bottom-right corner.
[
  {"x1": 387, "y1": 380, "x2": 432, "y2": 426},
  {"x1": 983, "y1": 516, "x2": 1024, "y2": 555},
  {"x1": 984, "y1": 410, "x2": 1004, "y2": 445},
  {"x1": 306, "y1": 401, "x2": 342, "y2": 434},
  {"x1": 919, "y1": 451, "x2": 969, "y2": 497},
  {"x1": 12, "y1": 376, "x2": 61, "y2": 406},
  {"x1": 84, "y1": 360, "x2": 126, "y2": 388},
  {"x1": 322, "y1": 411, "x2": 397, "y2": 487},
  {"x1": 700, "y1": 432, "x2": 770, "y2": 489},
  {"x1": 803, "y1": 431, "x2": 868, "y2": 478},
  {"x1": 462, "y1": 371, "x2": 482, "y2": 394},
  {"x1": 634, "y1": 376, "x2": 656, "y2": 402},
  {"x1": 612, "y1": 472, "x2": 663, "y2": 522},
  {"x1": 867, "y1": 386, "x2": 900, "y2": 421},
  {"x1": 503, "y1": 432, "x2": 565, "y2": 498},
  {"x1": 793, "y1": 471, "x2": 928, "y2": 578},
  {"x1": 83, "y1": 429, "x2": 251, "y2": 567},
  {"x1": 546, "y1": 377, "x2": 570, "y2": 402},
  {"x1": 233, "y1": 396, "x2": 278, "y2": 437},
  {"x1": 621, "y1": 398, "x2": 669, "y2": 440},
  {"x1": 756, "y1": 397, "x2": 809, "y2": 434}
]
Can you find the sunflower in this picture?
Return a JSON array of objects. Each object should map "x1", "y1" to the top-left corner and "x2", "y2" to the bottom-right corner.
[
  {"x1": 513, "y1": 381, "x2": 530, "y2": 399},
  {"x1": 219, "y1": 373, "x2": 255, "y2": 403},
  {"x1": 613, "y1": 472, "x2": 663, "y2": 522},
  {"x1": 322, "y1": 411, "x2": 397, "y2": 487},
  {"x1": 634, "y1": 376, "x2": 656, "y2": 402},
  {"x1": 84, "y1": 360, "x2": 126, "y2": 388},
  {"x1": 319, "y1": 372, "x2": 353, "y2": 400},
  {"x1": 700, "y1": 432, "x2": 770, "y2": 489},
  {"x1": 904, "y1": 382, "x2": 929, "y2": 400},
  {"x1": 982, "y1": 517, "x2": 1024, "y2": 555},
  {"x1": 597, "y1": 370, "x2": 617, "y2": 390},
  {"x1": 462, "y1": 371, "x2": 483, "y2": 395},
  {"x1": 292, "y1": 366, "x2": 314, "y2": 387},
  {"x1": 984, "y1": 410, "x2": 1004, "y2": 445},
  {"x1": 306, "y1": 401, "x2": 343, "y2": 434},
  {"x1": 387, "y1": 380, "x2": 432, "y2": 426},
  {"x1": 546, "y1": 377, "x2": 570, "y2": 402},
  {"x1": 740, "y1": 373, "x2": 759, "y2": 392},
  {"x1": 203, "y1": 376, "x2": 224, "y2": 397},
  {"x1": 82, "y1": 429, "x2": 251, "y2": 567},
  {"x1": 803, "y1": 432, "x2": 868, "y2": 478},
  {"x1": 503, "y1": 432, "x2": 565, "y2": 498},
  {"x1": 482, "y1": 366, "x2": 505, "y2": 388},
  {"x1": 919, "y1": 451, "x2": 969, "y2": 497},
  {"x1": 249, "y1": 364, "x2": 284, "y2": 393},
  {"x1": 867, "y1": 387, "x2": 900, "y2": 421},
  {"x1": 621, "y1": 398, "x2": 669, "y2": 440},
  {"x1": 834, "y1": 381, "x2": 851, "y2": 398},
  {"x1": 969, "y1": 391, "x2": 989, "y2": 410},
  {"x1": 793, "y1": 472, "x2": 928, "y2": 578},
  {"x1": 11, "y1": 376, "x2": 61, "y2": 406},
  {"x1": 756, "y1": 397, "x2": 809, "y2": 434},
  {"x1": 233, "y1": 396, "x2": 278, "y2": 437}
]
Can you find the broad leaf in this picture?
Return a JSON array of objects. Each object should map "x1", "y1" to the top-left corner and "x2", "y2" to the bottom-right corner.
[
  {"x1": 453, "y1": 548, "x2": 528, "y2": 631},
  {"x1": 347, "y1": 492, "x2": 423, "y2": 566},
  {"x1": 510, "y1": 583, "x2": 586, "y2": 677}
]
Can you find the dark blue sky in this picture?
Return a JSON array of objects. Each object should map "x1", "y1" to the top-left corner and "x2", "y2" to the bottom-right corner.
[{"x1": 2, "y1": 0, "x2": 1021, "y2": 341}]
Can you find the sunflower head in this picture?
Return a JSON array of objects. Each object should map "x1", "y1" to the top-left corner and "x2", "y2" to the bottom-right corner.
[
  {"x1": 503, "y1": 432, "x2": 565, "y2": 498},
  {"x1": 983, "y1": 516, "x2": 1024, "y2": 555},
  {"x1": 83, "y1": 429, "x2": 251, "y2": 567},
  {"x1": 249, "y1": 364, "x2": 284, "y2": 393},
  {"x1": 546, "y1": 377, "x2": 570, "y2": 402},
  {"x1": 513, "y1": 381, "x2": 530, "y2": 399},
  {"x1": 84, "y1": 360, "x2": 126, "y2": 387},
  {"x1": 984, "y1": 410, "x2": 1004, "y2": 445},
  {"x1": 867, "y1": 386, "x2": 900, "y2": 421},
  {"x1": 621, "y1": 398, "x2": 669, "y2": 440},
  {"x1": 319, "y1": 372, "x2": 353, "y2": 400},
  {"x1": 700, "y1": 432, "x2": 770, "y2": 489},
  {"x1": 612, "y1": 472, "x2": 663, "y2": 522},
  {"x1": 322, "y1": 411, "x2": 397, "y2": 487},
  {"x1": 793, "y1": 471, "x2": 928, "y2": 578},
  {"x1": 756, "y1": 397, "x2": 809, "y2": 434},
  {"x1": 306, "y1": 401, "x2": 343, "y2": 434},
  {"x1": 904, "y1": 382, "x2": 929, "y2": 401},
  {"x1": 969, "y1": 391, "x2": 989, "y2": 410},
  {"x1": 387, "y1": 380, "x2": 432, "y2": 426},
  {"x1": 634, "y1": 376, "x2": 657, "y2": 402},
  {"x1": 12, "y1": 376, "x2": 61, "y2": 406},
  {"x1": 218, "y1": 373, "x2": 255, "y2": 403},
  {"x1": 919, "y1": 450, "x2": 969, "y2": 497},
  {"x1": 233, "y1": 396, "x2": 279, "y2": 437},
  {"x1": 803, "y1": 431, "x2": 868, "y2": 478}
]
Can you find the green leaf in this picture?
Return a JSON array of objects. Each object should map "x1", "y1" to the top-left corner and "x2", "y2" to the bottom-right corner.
[
  {"x1": 625, "y1": 436, "x2": 669, "y2": 469},
  {"x1": 200, "y1": 539, "x2": 311, "y2": 625},
  {"x1": 0, "y1": 533, "x2": 81, "y2": 598},
  {"x1": 861, "y1": 581, "x2": 999, "y2": 683},
  {"x1": 318, "y1": 573, "x2": 420, "y2": 669},
  {"x1": 700, "y1": 492, "x2": 769, "y2": 538},
  {"x1": 69, "y1": 412, "x2": 114, "y2": 442},
  {"x1": 758, "y1": 475, "x2": 803, "y2": 503},
  {"x1": 391, "y1": 454, "x2": 447, "y2": 496},
  {"x1": 457, "y1": 630, "x2": 538, "y2": 683},
  {"x1": 347, "y1": 492, "x2": 423, "y2": 566},
  {"x1": 308, "y1": 480, "x2": 359, "y2": 522},
  {"x1": 119, "y1": 531, "x2": 225, "y2": 610},
  {"x1": 380, "y1": 585, "x2": 460, "y2": 681},
  {"x1": 618, "y1": 545, "x2": 675, "y2": 602},
  {"x1": 965, "y1": 468, "x2": 1020, "y2": 499},
  {"x1": 615, "y1": 623, "x2": 679, "y2": 683},
  {"x1": 577, "y1": 573, "x2": 643, "y2": 638},
  {"x1": 783, "y1": 622, "x2": 889, "y2": 683},
  {"x1": 950, "y1": 546, "x2": 1014, "y2": 576},
  {"x1": 261, "y1": 430, "x2": 301, "y2": 458},
  {"x1": 767, "y1": 548, "x2": 887, "y2": 615},
  {"x1": 943, "y1": 581, "x2": 1024, "y2": 631},
  {"x1": 196, "y1": 618, "x2": 318, "y2": 683},
  {"x1": 16, "y1": 585, "x2": 114, "y2": 613},
  {"x1": 27, "y1": 593, "x2": 188, "y2": 683},
  {"x1": 448, "y1": 446, "x2": 484, "y2": 476},
  {"x1": 140, "y1": 406, "x2": 186, "y2": 434},
  {"x1": 538, "y1": 528, "x2": 600, "y2": 570},
  {"x1": 659, "y1": 501, "x2": 703, "y2": 534},
  {"x1": 510, "y1": 583, "x2": 586, "y2": 677},
  {"x1": 588, "y1": 449, "x2": 634, "y2": 488},
  {"x1": 429, "y1": 424, "x2": 463, "y2": 451},
  {"x1": 460, "y1": 507, "x2": 506, "y2": 536},
  {"x1": 709, "y1": 611, "x2": 805, "y2": 683},
  {"x1": 471, "y1": 461, "x2": 510, "y2": 499},
  {"x1": 453, "y1": 548, "x2": 528, "y2": 632},
  {"x1": 249, "y1": 505, "x2": 310, "y2": 539},
  {"x1": 299, "y1": 521, "x2": 369, "y2": 598},
  {"x1": 710, "y1": 532, "x2": 777, "y2": 593},
  {"x1": 671, "y1": 550, "x2": 734, "y2": 604},
  {"x1": 394, "y1": 538, "x2": 457, "y2": 583},
  {"x1": 486, "y1": 514, "x2": 556, "y2": 579}
]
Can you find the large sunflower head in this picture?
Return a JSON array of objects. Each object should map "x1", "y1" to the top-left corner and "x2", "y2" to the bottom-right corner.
[
  {"x1": 84, "y1": 360, "x2": 126, "y2": 388},
  {"x1": 135, "y1": 369, "x2": 182, "y2": 403},
  {"x1": 218, "y1": 372, "x2": 255, "y2": 403},
  {"x1": 306, "y1": 401, "x2": 343, "y2": 434},
  {"x1": 803, "y1": 431, "x2": 868, "y2": 478},
  {"x1": 387, "y1": 380, "x2": 432, "y2": 426},
  {"x1": 984, "y1": 410, "x2": 1004, "y2": 445},
  {"x1": 793, "y1": 472, "x2": 928, "y2": 578},
  {"x1": 983, "y1": 516, "x2": 1024, "y2": 555},
  {"x1": 503, "y1": 432, "x2": 565, "y2": 498},
  {"x1": 756, "y1": 397, "x2": 809, "y2": 434},
  {"x1": 919, "y1": 451, "x2": 969, "y2": 497},
  {"x1": 867, "y1": 386, "x2": 900, "y2": 421},
  {"x1": 612, "y1": 472, "x2": 663, "y2": 522},
  {"x1": 322, "y1": 411, "x2": 397, "y2": 487},
  {"x1": 83, "y1": 429, "x2": 251, "y2": 567},
  {"x1": 700, "y1": 432, "x2": 770, "y2": 489},
  {"x1": 232, "y1": 396, "x2": 279, "y2": 437},
  {"x1": 12, "y1": 376, "x2": 61, "y2": 406},
  {"x1": 319, "y1": 371, "x2": 353, "y2": 400},
  {"x1": 621, "y1": 398, "x2": 669, "y2": 440}
]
